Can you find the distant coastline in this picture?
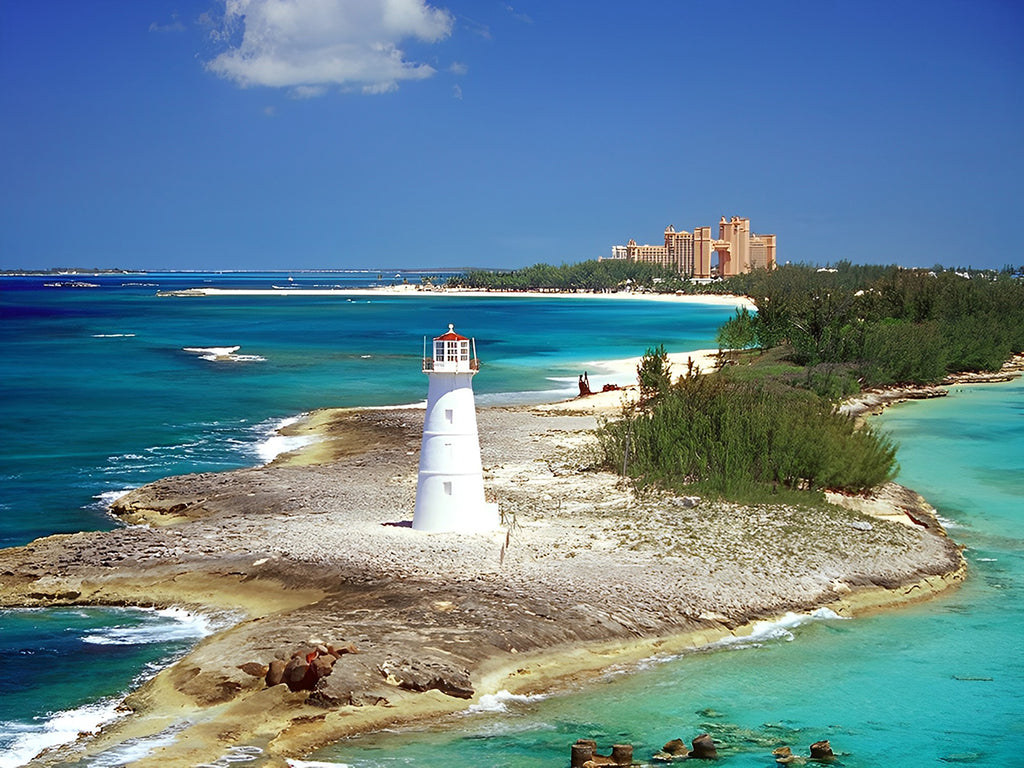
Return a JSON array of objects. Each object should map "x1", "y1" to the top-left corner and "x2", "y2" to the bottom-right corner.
[{"x1": 153, "y1": 283, "x2": 756, "y2": 307}]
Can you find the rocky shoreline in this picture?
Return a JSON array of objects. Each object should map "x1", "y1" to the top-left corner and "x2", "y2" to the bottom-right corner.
[
  {"x1": 0, "y1": 396, "x2": 968, "y2": 766},
  {"x1": 839, "y1": 352, "x2": 1024, "y2": 422}
]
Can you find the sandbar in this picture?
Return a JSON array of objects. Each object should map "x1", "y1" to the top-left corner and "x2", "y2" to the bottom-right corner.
[{"x1": 156, "y1": 283, "x2": 756, "y2": 310}]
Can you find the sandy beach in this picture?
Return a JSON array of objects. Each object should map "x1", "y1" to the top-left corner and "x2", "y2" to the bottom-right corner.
[
  {"x1": 0, "y1": 368, "x2": 968, "y2": 766},
  {"x1": 156, "y1": 283, "x2": 756, "y2": 308}
]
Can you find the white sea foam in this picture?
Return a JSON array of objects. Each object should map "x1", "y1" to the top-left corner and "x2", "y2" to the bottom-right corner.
[
  {"x1": 92, "y1": 488, "x2": 135, "y2": 510},
  {"x1": 714, "y1": 608, "x2": 847, "y2": 650},
  {"x1": 0, "y1": 608, "x2": 239, "y2": 767},
  {"x1": 76, "y1": 727, "x2": 183, "y2": 768},
  {"x1": 81, "y1": 606, "x2": 218, "y2": 646},
  {"x1": 0, "y1": 699, "x2": 123, "y2": 768},
  {"x1": 936, "y1": 513, "x2": 966, "y2": 530},
  {"x1": 466, "y1": 689, "x2": 547, "y2": 714},
  {"x1": 287, "y1": 761, "x2": 351, "y2": 768},
  {"x1": 182, "y1": 346, "x2": 265, "y2": 362},
  {"x1": 91, "y1": 333, "x2": 136, "y2": 338},
  {"x1": 193, "y1": 745, "x2": 266, "y2": 767},
  {"x1": 253, "y1": 415, "x2": 316, "y2": 465}
]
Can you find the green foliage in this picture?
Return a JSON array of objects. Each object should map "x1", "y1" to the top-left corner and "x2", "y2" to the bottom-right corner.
[
  {"x1": 718, "y1": 263, "x2": 1024, "y2": 385},
  {"x1": 448, "y1": 259, "x2": 693, "y2": 293},
  {"x1": 859, "y1": 320, "x2": 947, "y2": 385},
  {"x1": 800, "y1": 363, "x2": 862, "y2": 400},
  {"x1": 716, "y1": 307, "x2": 759, "y2": 355},
  {"x1": 595, "y1": 260, "x2": 1022, "y2": 504},
  {"x1": 598, "y1": 376, "x2": 897, "y2": 497},
  {"x1": 636, "y1": 344, "x2": 672, "y2": 402}
]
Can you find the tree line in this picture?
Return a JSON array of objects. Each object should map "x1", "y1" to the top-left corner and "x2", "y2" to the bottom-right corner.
[
  {"x1": 448, "y1": 260, "x2": 695, "y2": 293},
  {"x1": 453, "y1": 258, "x2": 1022, "y2": 499},
  {"x1": 594, "y1": 261, "x2": 1022, "y2": 501},
  {"x1": 716, "y1": 262, "x2": 1024, "y2": 386}
]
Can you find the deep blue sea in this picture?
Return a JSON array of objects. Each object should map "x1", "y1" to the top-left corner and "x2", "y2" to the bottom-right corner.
[{"x1": 1, "y1": 272, "x2": 1021, "y2": 766}]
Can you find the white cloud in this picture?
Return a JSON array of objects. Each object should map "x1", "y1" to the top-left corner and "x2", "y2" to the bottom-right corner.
[
  {"x1": 460, "y1": 15, "x2": 491, "y2": 40},
  {"x1": 291, "y1": 84, "x2": 328, "y2": 98},
  {"x1": 449, "y1": 61, "x2": 468, "y2": 75},
  {"x1": 502, "y1": 4, "x2": 533, "y2": 24},
  {"x1": 362, "y1": 80, "x2": 399, "y2": 94},
  {"x1": 206, "y1": 0, "x2": 454, "y2": 94},
  {"x1": 149, "y1": 13, "x2": 186, "y2": 32}
]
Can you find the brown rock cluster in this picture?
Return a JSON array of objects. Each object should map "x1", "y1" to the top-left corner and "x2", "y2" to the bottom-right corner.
[
  {"x1": 249, "y1": 642, "x2": 359, "y2": 692},
  {"x1": 570, "y1": 739, "x2": 633, "y2": 767},
  {"x1": 773, "y1": 739, "x2": 836, "y2": 763},
  {"x1": 651, "y1": 733, "x2": 718, "y2": 761}
]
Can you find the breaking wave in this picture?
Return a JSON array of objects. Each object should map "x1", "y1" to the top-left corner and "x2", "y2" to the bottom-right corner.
[
  {"x1": 253, "y1": 415, "x2": 315, "y2": 465},
  {"x1": 712, "y1": 608, "x2": 848, "y2": 650},
  {"x1": 466, "y1": 689, "x2": 547, "y2": 714},
  {"x1": 81, "y1": 606, "x2": 218, "y2": 646},
  {"x1": 182, "y1": 346, "x2": 266, "y2": 362},
  {"x1": 0, "y1": 699, "x2": 124, "y2": 768}
]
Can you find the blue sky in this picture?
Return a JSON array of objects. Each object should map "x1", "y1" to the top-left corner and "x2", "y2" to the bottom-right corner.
[{"x1": 1, "y1": 0, "x2": 1021, "y2": 271}]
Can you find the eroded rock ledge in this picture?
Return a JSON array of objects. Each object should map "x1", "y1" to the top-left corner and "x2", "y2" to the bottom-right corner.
[{"x1": 840, "y1": 352, "x2": 1024, "y2": 421}]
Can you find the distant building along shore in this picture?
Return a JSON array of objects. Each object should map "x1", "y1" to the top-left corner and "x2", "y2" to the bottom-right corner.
[{"x1": 607, "y1": 216, "x2": 776, "y2": 279}]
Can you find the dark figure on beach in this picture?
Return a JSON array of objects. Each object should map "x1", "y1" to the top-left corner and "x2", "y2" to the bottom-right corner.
[{"x1": 578, "y1": 374, "x2": 592, "y2": 397}]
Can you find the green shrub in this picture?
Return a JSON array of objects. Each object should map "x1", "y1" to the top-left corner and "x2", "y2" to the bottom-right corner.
[
  {"x1": 598, "y1": 377, "x2": 897, "y2": 496},
  {"x1": 637, "y1": 344, "x2": 672, "y2": 402}
]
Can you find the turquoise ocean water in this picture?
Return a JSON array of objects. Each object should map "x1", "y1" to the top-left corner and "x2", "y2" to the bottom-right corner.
[
  {"x1": 315, "y1": 377, "x2": 1024, "y2": 767},
  {"x1": 0, "y1": 272, "x2": 736, "y2": 765},
  {"x1": 1, "y1": 273, "x2": 1021, "y2": 766}
]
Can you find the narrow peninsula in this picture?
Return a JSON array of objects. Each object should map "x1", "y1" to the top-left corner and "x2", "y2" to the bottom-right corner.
[{"x1": 0, "y1": 389, "x2": 965, "y2": 766}]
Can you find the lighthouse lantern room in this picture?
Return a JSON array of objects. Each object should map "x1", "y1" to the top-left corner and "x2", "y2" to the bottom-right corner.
[{"x1": 413, "y1": 324, "x2": 499, "y2": 533}]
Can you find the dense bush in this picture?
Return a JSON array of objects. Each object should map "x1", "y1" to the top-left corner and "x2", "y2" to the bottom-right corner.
[
  {"x1": 598, "y1": 261, "x2": 1022, "y2": 500},
  {"x1": 719, "y1": 264, "x2": 1024, "y2": 385},
  {"x1": 598, "y1": 376, "x2": 897, "y2": 497},
  {"x1": 715, "y1": 307, "x2": 759, "y2": 355},
  {"x1": 859, "y1": 320, "x2": 948, "y2": 385},
  {"x1": 448, "y1": 259, "x2": 693, "y2": 293},
  {"x1": 636, "y1": 344, "x2": 672, "y2": 402}
]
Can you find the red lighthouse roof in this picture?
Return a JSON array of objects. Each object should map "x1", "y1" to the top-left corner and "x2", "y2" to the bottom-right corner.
[{"x1": 435, "y1": 323, "x2": 467, "y2": 341}]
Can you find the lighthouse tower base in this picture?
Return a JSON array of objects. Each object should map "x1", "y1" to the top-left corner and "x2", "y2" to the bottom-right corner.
[
  {"x1": 413, "y1": 369, "x2": 499, "y2": 533},
  {"x1": 413, "y1": 490, "x2": 499, "y2": 533}
]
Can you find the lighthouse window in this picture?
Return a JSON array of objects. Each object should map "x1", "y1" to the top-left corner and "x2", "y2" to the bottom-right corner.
[
  {"x1": 443, "y1": 481, "x2": 452, "y2": 495},
  {"x1": 445, "y1": 409, "x2": 453, "y2": 423}
]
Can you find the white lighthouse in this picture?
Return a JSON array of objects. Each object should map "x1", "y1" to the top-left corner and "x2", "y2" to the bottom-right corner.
[{"x1": 413, "y1": 324, "x2": 499, "y2": 533}]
